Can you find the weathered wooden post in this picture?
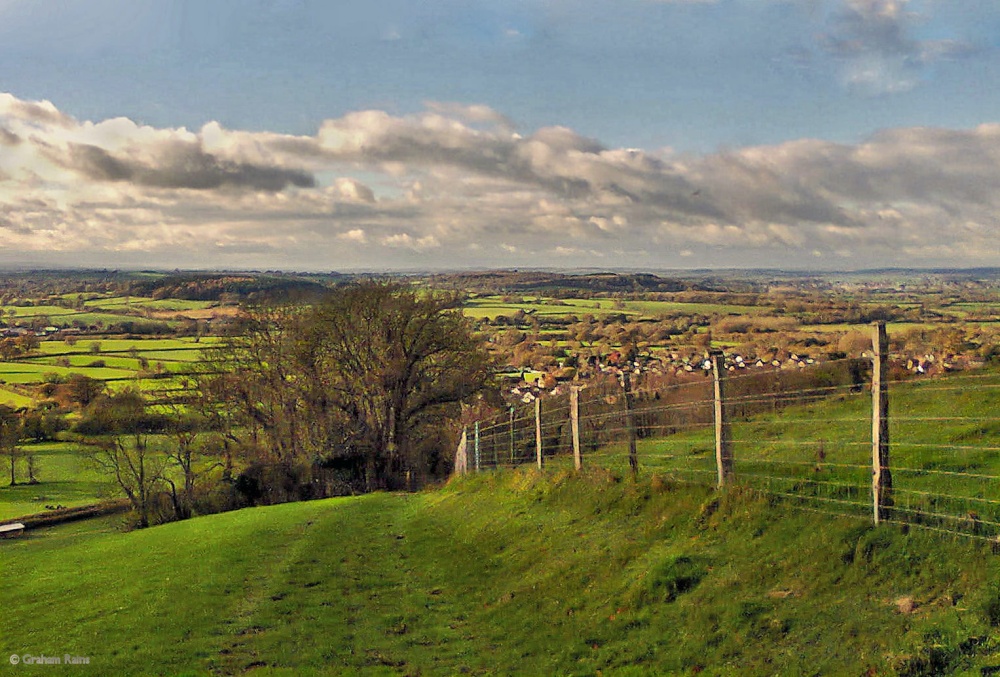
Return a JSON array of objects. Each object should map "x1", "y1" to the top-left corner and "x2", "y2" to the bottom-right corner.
[
  {"x1": 491, "y1": 419, "x2": 499, "y2": 469},
  {"x1": 455, "y1": 427, "x2": 468, "y2": 475},
  {"x1": 474, "y1": 421, "x2": 481, "y2": 473},
  {"x1": 871, "y1": 322, "x2": 892, "y2": 524},
  {"x1": 535, "y1": 397, "x2": 543, "y2": 469},
  {"x1": 620, "y1": 371, "x2": 638, "y2": 479},
  {"x1": 570, "y1": 386, "x2": 582, "y2": 470},
  {"x1": 711, "y1": 351, "x2": 734, "y2": 487},
  {"x1": 508, "y1": 406, "x2": 515, "y2": 465}
]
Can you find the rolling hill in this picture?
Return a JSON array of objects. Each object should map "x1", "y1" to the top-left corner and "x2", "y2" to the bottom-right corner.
[{"x1": 5, "y1": 468, "x2": 1000, "y2": 675}]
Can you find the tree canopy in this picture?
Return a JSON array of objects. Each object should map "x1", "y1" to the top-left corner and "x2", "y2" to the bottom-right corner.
[{"x1": 201, "y1": 281, "x2": 494, "y2": 492}]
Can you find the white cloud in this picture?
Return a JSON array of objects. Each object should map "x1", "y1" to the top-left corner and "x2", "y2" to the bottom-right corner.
[
  {"x1": 423, "y1": 102, "x2": 514, "y2": 131},
  {"x1": 331, "y1": 178, "x2": 376, "y2": 203},
  {"x1": 337, "y1": 228, "x2": 367, "y2": 243},
  {"x1": 1, "y1": 91, "x2": 1000, "y2": 269},
  {"x1": 380, "y1": 232, "x2": 440, "y2": 251}
]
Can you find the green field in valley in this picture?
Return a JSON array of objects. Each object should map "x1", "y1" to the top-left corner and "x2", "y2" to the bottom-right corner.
[
  {"x1": 0, "y1": 442, "x2": 108, "y2": 520},
  {"x1": 1, "y1": 305, "x2": 185, "y2": 328},
  {"x1": 801, "y1": 321, "x2": 996, "y2": 334},
  {"x1": 462, "y1": 295, "x2": 767, "y2": 320},
  {"x1": 1, "y1": 305, "x2": 80, "y2": 318},
  {"x1": 0, "y1": 337, "x2": 215, "y2": 407},
  {"x1": 34, "y1": 338, "x2": 217, "y2": 355},
  {"x1": 0, "y1": 361, "x2": 136, "y2": 383},
  {"x1": 0, "y1": 387, "x2": 37, "y2": 408},
  {"x1": 82, "y1": 296, "x2": 216, "y2": 312},
  {"x1": 620, "y1": 299, "x2": 765, "y2": 316}
]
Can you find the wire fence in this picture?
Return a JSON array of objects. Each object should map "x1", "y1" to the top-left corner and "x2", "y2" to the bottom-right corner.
[{"x1": 458, "y1": 324, "x2": 1000, "y2": 542}]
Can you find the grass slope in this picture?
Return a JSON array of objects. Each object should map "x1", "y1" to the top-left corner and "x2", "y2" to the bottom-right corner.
[{"x1": 6, "y1": 471, "x2": 1000, "y2": 675}]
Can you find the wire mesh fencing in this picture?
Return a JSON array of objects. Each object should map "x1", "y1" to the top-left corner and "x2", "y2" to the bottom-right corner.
[{"x1": 460, "y1": 324, "x2": 1000, "y2": 542}]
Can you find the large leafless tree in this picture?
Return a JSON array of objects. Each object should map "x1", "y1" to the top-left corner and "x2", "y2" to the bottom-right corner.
[{"x1": 201, "y1": 281, "x2": 494, "y2": 491}]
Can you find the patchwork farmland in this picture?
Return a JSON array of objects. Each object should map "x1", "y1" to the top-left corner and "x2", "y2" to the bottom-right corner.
[{"x1": 0, "y1": 337, "x2": 217, "y2": 408}]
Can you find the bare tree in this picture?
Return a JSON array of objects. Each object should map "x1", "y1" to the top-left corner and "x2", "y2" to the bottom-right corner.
[
  {"x1": 160, "y1": 406, "x2": 222, "y2": 520},
  {"x1": 86, "y1": 390, "x2": 168, "y2": 528},
  {"x1": 0, "y1": 405, "x2": 22, "y2": 486},
  {"x1": 308, "y1": 282, "x2": 496, "y2": 489},
  {"x1": 201, "y1": 281, "x2": 495, "y2": 492}
]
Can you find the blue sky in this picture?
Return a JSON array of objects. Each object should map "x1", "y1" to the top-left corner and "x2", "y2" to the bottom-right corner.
[{"x1": 1, "y1": 0, "x2": 999, "y2": 271}]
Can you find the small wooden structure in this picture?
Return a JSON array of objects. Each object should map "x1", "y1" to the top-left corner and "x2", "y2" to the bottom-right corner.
[{"x1": 0, "y1": 522, "x2": 25, "y2": 539}]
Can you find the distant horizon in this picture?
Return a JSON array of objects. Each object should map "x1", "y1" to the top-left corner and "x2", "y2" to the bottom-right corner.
[{"x1": 0, "y1": 264, "x2": 998, "y2": 279}]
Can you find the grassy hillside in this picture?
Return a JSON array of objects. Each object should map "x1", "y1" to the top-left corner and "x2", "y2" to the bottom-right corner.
[{"x1": 6, "y1": 470, "x2": 1000, "y2": 675}]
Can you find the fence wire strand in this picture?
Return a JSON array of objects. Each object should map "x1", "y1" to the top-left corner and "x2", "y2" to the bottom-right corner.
[{"x1": 461, "y1": 349, "x2": 1000, "y2": 541}]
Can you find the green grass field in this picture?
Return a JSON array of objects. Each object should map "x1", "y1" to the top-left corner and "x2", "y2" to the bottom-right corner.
[
  {"x1": 0, "y1": 305, "x2": 180, "y2": 328},
  {"x1": 0, "y1": 304, "x2": 81, "y2": 318},
  {"x1": 31, "y1": 354, "x2": 144, "y2": 370},
  {"x1": 0, "y1": 338, "x2": 213, "y2": 406},
  {"x1": 462, "y1": 295, "x2": 766, "y2": 320},
  {"x1": 35, "y1": 337, "x2": 217, "y2": 355},
  {"x1": 622, "y1": 299, "x2": 764, "y2": 316},
  {"x1": 0, "y1": 442, "x2": 108, "y2": 520},
  {"x1": 0, "y1": 361, "x2": 136, "y2": 384},
  {"x1": 938, "y1": 302, "x2": 1000, "y2": 319},
  {"x1": 82, "y1": 296, "x2": 215, "y2": 312},
  {"x1": 462, "y1": 297, "x2": 617, "y2": 319},
  {"x1": 1, "y1": 296, "x2": 214, "y2": 319},
  {"x1": 5, "y1": 471, "x2": 1000, "y2": 674},
  {"x1": 0, "y1": 386, "x2": 36, "y2": 408}
]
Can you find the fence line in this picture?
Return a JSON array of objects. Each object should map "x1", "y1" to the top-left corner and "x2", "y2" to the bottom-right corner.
[{"x1": 456, "y1": 322, "x2": 1000, "y2": 540}]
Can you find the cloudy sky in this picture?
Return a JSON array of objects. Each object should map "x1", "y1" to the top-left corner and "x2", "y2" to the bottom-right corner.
[{"x1": 1, "y1": 0, "x2": 999, "y2": 271}]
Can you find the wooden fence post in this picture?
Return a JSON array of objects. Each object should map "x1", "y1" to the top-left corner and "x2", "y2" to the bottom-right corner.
[
  {"x1": 508, "y1": 406, "x2": 515, "y2": 465},
  {"x1": 871, "y1": 322, "x2": 892, "y2": 524},
  {"x1": 712, "y1": 351, "x2": 734, "y2": 487},
  {"x1": 474, "y1": 421, "x2": 480, "y2": 472},
  {"x1": 570, "y1": 386, "x2": 582, "y2": 470},
  {"x1": 492, "y1": 419, "x2": 499, "y2": 468},
  {"x1": 455, "y1": 427, "x2": 468, "y2": 475},
  {"x1": 621, "y1": 371, "x2": 638, "y2": 479},
  {"x1": 535, "y1": 397, "x2": 543, "y2": 469}
]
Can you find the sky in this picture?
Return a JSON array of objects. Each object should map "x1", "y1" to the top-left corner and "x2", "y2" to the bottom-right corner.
[{"x1": 1, "y1": 0, "x2": 999, "y2": 272}]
